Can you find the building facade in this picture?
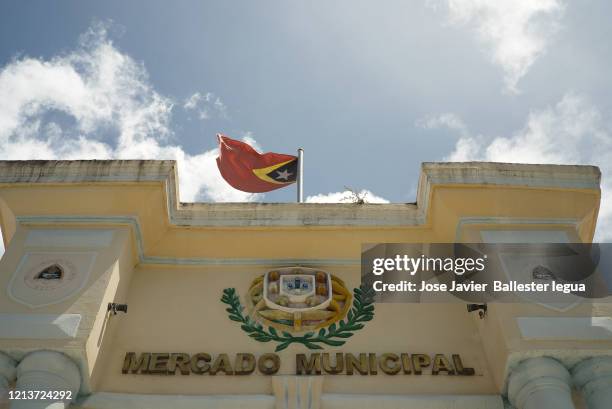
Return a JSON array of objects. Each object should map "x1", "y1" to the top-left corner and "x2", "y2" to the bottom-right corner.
[{"x1": 0, "y1": 160, "x2": 609, "y2": 409}]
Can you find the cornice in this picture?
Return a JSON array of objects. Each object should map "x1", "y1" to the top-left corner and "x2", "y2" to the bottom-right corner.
[{"x1": 0, "y1": 160, "x2": 601, "y2": 228}]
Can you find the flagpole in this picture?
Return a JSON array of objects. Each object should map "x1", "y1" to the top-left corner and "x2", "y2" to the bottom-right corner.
[{"x1": 297, "y1": 148, "x2": 304, "y2": 203}]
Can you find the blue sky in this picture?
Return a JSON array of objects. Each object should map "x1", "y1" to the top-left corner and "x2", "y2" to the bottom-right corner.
[{"x1": 1, "y1": 1, "x2": 612, "y2": 236}]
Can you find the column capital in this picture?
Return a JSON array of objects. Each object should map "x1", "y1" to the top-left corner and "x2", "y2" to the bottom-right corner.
[
  {"x1": 16, "y1": 350, "x2": 81, "y2": 392},
  {"x1": 0, "y1": 352, "x2": 17, "y2": 404},
  {"x1": 12, "y1": 350, "x2": 81, "y2": 409},
  {"x1": 507, "y1": 357, "x2": 573, "y2": 409},
  {"x1": 272, "y1": 376, "x2": 323, "y2": 409},
  {"x1": 0, "y1": 352, "x2": 17, "y2": 384},
  {"x1": 572, "y1": 356, "x2": 612, "y2": 409}
]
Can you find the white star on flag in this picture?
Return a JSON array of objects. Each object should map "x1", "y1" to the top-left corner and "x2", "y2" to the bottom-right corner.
[{"x1": 276, "y1": 169, "x2": 292, "y2": 180}]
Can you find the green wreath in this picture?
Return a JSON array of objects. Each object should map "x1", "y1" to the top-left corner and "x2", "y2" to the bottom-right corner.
[{"x1": 221, "y1": 284, "x2": 375, "y2": 352}]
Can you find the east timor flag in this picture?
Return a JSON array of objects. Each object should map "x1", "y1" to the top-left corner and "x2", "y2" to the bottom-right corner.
[{"x1": 216, "y1": 134, "x2": 298, "y2": 193}]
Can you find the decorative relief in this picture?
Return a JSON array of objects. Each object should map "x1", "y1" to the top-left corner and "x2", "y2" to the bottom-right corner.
[
  {"x1": 8, "y1": 252, "x2": 97, "y2": 308},
  {"x1": 36, "y1": 264, "x2": 64, "y2": 280},
  {"x1": 221, "y1": 267, "x2": 375, "y2": 351},
  {"x1": 25, "y1": 262, "x2": 73, "y2": 291}
]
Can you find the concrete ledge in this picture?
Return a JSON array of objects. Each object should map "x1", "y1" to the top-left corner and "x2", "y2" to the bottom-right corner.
[
  {"x1": 0, "y1": 314, "x2": 81, "y2": 339},
  {"x1": 517, "y1": 317, "x2": 612, "y2": 340},
  {"x1": 77, "y1": 392, "x2": 275, "y2": 409},
  {"x1": 0, "y1": 160, "x2": 601, "y2": 227},
  {"x1": 420, "y1": 162, "x2": 601, "y2": 191},
  {"x1": 76, "y1": 392, "x2": 503, "y2": 409},
  {"x1": 25, "y1": 229, "x2": 115, "y2": 248},
  {"x1": 321, "y1": 394, "x2": 504, "y2": 409},
  {"x1": 0, "y1": 160, "x2": 176, "y2": 184}
]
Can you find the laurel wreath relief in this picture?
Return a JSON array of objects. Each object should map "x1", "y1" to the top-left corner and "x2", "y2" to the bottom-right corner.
[{"x1": 221, "y1": 284, "x2": 375, "y2": 352}]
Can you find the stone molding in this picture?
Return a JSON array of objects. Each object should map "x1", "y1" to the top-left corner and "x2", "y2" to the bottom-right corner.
[
  {"x1": 0, "y1": 160, "x2": 600, "y2": 227},
  {"x1": 507, "y1": 357, "x2": 574, "y2": 409},
  {"x1": 0, "y1": 314, "x2": 81, "y2": 339},
  {"x1": 78, "y1": 392, "x2": 504, "y2": 409},
  {"x1": 0, "y1": 353, "x2": 16, "y2": 385},
  {"x1": 78, "y1": 392, "x2": 275, "y2": 409},
  {"x1": 272, "y1": 376, "x2": 323, "y2": 409},
  {"x1": 572, "y1": 356, "x2": 612, "y2": 409},
  {"x1": 15, "y1": 351, "x2": 81, "y2": 398},
  {"x1": 0, "y1": 352, "x2": 17, "y2": 404}
]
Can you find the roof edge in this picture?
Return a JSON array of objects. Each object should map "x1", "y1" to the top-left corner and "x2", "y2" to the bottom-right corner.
[{"x1": 0, "y1": 160, "x2": 601, "y2": 227}]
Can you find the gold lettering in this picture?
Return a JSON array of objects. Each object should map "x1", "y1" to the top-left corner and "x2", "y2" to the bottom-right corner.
[
  {"x1": 168, "y1": 353, "x2": 191, "y2": 375},
  {"x1": 190, "y1": 353, "x2": 211, "y2": 374},
  {"x1": 122, "y1": 352, "x2": 150, "y2": 374},
  {"x1": 412, "y1": 354, "x2": 431, "y2": 375},
  {"x1": 321, "y1": 353, "x2": 344, "y2": 374},
  {"x1": 368, "y1": 353, "x2": 378, "y2": 375},
  {"x1": 400, "y1": 353, "x2": 412, "y2": 374},
  {"x1": 379, "y1": 353, "x2": 400, "y2": 375},
  {"x1": 234, "y1": 353, "x2": 256, "y2": 375},
  {"x1": 258, "y1": 353, "x2": 280, "y2": 375},
  {"x1": 452, "y1": 354, "x2": 475, "y2": 376},
  {"x1": 345, "y1": 353, "x2": 368, "y2": 375},
  {"x1": 432, "y1": 354, "x2": 454, "y2": 375},
  {"x1": 148, "y1": 353, "x2": 169, "y2": 374},
  {"x1": 120, "y1": 352, "x2": 477, "y2": 377},
  {"x1": 296, "y1": 353, "x2": 321, "y2": 375},
  {"x1": 210, "y1": 354, "x2": 234, "y2": 375}
]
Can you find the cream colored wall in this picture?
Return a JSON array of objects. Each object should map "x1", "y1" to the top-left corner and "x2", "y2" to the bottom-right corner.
[
  {"x1": 85, "y1": 228, "x2": 135, "y2": 391},
  {"x1": 0, "y1": 226, "x2": 135, "y2": 394},
  {"x1": 476, "y1": 301, "x2": 612, "y2": 391},
  {"x1": 0, "y1": 184, "x2": 599, "y2": 259},
  {"x1": 0, "y1": 161, "x2": 604, "y2": 398},
  {"x1": 0, "y1": 184, "x2": 169, "y2": 254},
  {"x1": 97, "y1": 264, "x2": 496, "y2": 396},
  {"x1": 466, "y1": 226, "x2": 612, "y2": 393},
  {"x1": 144, "y1": 187, "x2": 598, "y2": 258}
]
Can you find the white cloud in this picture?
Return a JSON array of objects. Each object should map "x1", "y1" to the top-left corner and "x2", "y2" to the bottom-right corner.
[
  {"x1": 0, "y1": 22, "x2": 258, "y2": 203},
  {"x1": 433, "y1": 0, "x2": 565, "y2": 93},
  {"x1": 418, "y1": 112, "x2": 469, "y2": 137},
  {"x1": 183, "y1": 91, "x2": 228, "y2": 120},
  {"x1": 306, "y1": 189, "x2": 389, "y2": 204},
  {"x1": 422, "y1": 93, "x2": 612, "y2": 240},
  {"x1": 445, "y1": 135, "x2": 482, "y2": 162},
  {"x1": 418, "y1": 112, "x2": 479, "y2": 161},
  {"x1": 240, "y1": 131, "x2": 262, "y2": 152}
]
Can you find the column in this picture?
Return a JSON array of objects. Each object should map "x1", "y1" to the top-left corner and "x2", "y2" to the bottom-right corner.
[
  {"x1": 507, "y1": 357, "x2": 575, "y2": 409},
  {"x1": 572, "y1": 356, "x2": 612, "y2": 409},
  {"x1": 272, "y1": 376, "x2": 323, "y2": 409},
  {"x1": 0, "y1": 353, "x2": 17, "y2": 407},
  {"x1": 11, "y1": 351, "x2": 81, "y2": 409}
]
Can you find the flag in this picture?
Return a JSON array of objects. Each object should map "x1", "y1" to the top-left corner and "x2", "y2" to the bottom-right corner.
[{"x1": 216, "y1": 134, "x2": 298, "y2": 193}]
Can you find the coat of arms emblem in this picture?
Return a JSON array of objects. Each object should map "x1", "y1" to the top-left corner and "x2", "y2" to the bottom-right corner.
[
  {"x1": 8, "y1": 252, "x2": 96, "y2": 308},
  {"x1": 222, "y1": 267, "x2": 374, "y2": 351}
]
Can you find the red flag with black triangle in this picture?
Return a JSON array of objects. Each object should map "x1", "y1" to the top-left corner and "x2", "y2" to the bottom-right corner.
[{"x1": 216, "y1": 134, "x2": 298, "y2": 193}]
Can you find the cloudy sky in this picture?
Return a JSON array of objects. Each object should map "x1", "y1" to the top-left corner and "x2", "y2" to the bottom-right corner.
[{"x1": 0, "y1": 1, "x2": 611, "y2": 238}]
